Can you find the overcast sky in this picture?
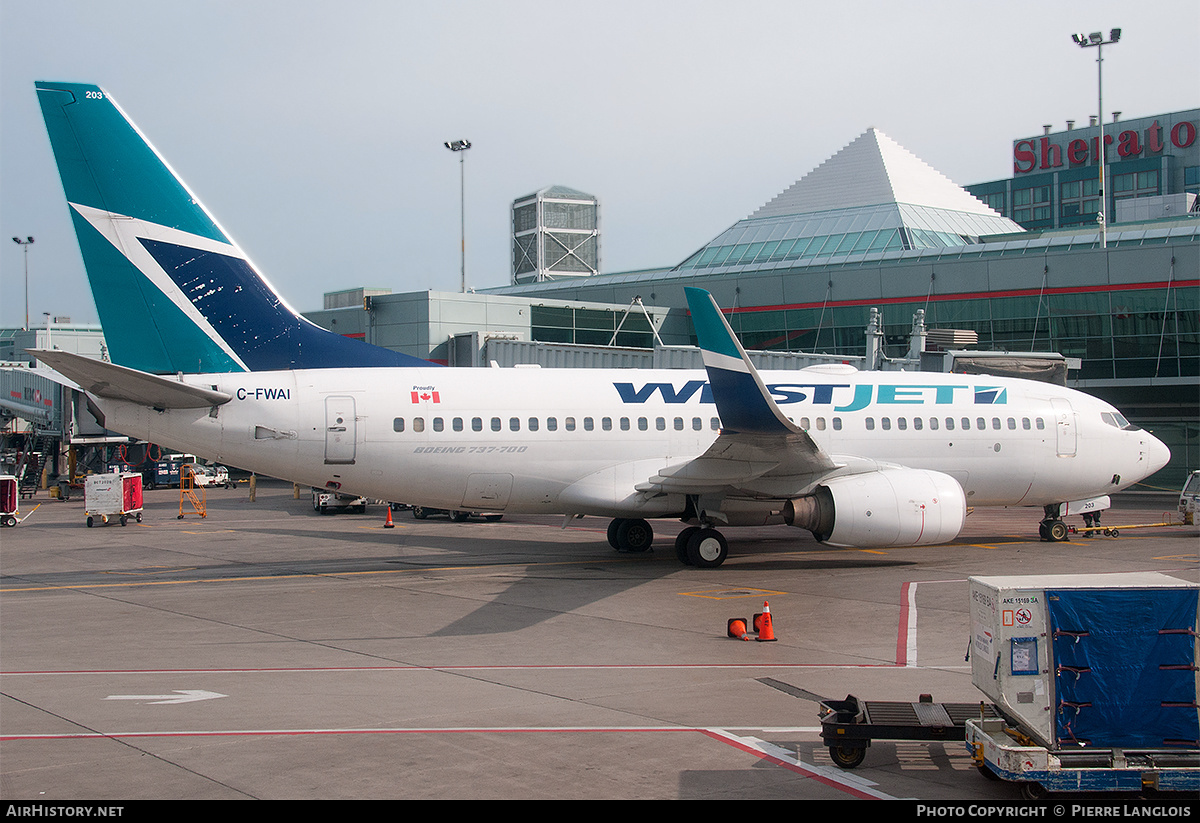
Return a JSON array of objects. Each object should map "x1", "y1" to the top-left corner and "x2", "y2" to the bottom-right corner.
[{"x1": 2, "y1": 0, "x2": 1197, "y2": 329}]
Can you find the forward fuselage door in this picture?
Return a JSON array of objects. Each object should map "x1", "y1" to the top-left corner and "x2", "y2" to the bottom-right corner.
[
  {"x1": 1050, "y1": 397, "x2": 1077, "y2": 457},
  {"x1": 324, "y1": 395, "x2": 357, "y2": 465}
]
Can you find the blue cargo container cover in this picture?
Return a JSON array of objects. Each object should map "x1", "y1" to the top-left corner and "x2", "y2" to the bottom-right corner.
[{"x1": 1048, "y1": 587, "x2": 1199, "y2": 749}]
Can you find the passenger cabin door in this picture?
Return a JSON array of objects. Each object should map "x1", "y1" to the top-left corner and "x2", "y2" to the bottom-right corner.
[
  {"x1": 1051, "y1": 397, "x2": 1077, "y2": 457},
  {"x1": 324, "y1": 395, "x2": 357, "y2": 465}
]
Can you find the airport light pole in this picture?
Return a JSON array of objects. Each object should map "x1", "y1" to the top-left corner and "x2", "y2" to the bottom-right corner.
[
  {"x1": 12, "y1": 236, "x2": 34, "y2": 330},
  {"x1": 444, "y1": 140, "x2": 471, "y2": 293},
  {"x1": 1072, "y1": 28, "x2": 1121, "y2": 249}
]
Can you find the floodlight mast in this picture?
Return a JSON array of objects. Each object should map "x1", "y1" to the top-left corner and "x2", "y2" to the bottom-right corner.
[
  {"x1": 444, "y1": 140, "x2": 471, "y2": 293},
  {"x1": 11, "y1": 236, "x2": 34, "y2": 330},
  {"x1": 1072, "y1": 28, "x2": 1121, "y2": 249}
]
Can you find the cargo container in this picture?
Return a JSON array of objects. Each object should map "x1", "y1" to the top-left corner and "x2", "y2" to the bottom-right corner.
[{"x1": 965, "y1": 573, "x2": 1199, "y2": 796}]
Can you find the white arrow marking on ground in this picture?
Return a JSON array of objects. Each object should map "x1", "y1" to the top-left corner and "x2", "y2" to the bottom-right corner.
[{"x1": 104, "y1": 690, "x2": 227, "y2": 705}]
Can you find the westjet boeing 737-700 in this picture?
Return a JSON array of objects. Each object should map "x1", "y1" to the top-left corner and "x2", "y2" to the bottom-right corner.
[{"x1": 29, "y1": 82, "x2": 1171, "y2": 566}]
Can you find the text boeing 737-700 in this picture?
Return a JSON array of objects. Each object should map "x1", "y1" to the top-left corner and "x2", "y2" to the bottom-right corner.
[{"x1": 29, "y1": 82, "x2": 1170, "y2": 566}]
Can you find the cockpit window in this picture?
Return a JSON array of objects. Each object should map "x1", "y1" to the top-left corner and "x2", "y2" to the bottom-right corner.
[{"x1": 1100, "y1": 411, "x2": 1139, "y2": 431}]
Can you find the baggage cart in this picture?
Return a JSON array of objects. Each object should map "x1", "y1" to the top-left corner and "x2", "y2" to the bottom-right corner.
[
  {"x1": 819, "y1": 694, "x2": 1001, "y2": 768},
  {"x1": 85, "y1": 471, "x2": 143, "y2": 527},
  {"x1": 0, "y1": 474, "x2": 19, "y2": 527}
]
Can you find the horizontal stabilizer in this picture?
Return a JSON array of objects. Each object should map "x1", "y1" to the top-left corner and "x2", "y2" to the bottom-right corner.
[{"x1": 30, "y1": 350, "x2": 231, "y2": 409}]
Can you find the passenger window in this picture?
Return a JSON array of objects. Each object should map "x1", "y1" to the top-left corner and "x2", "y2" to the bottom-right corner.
[
  {"x1": 674, "y1": 417, "x2": 684, "y2": 431},
  {"x1": 637, "y1": 417, "x2": 648, "y2": 431},
  {"x1": 547, "y1": 417, "x2": 558, "y2": 431},
  {"x1": 897, "y1": 417, "x2": 907, "y2": 430},
  {"x1": 865, "y1": 417, "x2": 876, "y2": 431},
  {"x1": 528, "y1": 417, "x2": 539, "y2": 432},
  {"x1": 945, "y1": 418, "x2": 955, "y2": 431},
  {"x1": 977, "y1": 417, "x2": 986, "y2": 430},
  {"x1": 566, "y1": 417, "x2": 576, "y2": 432},
  {"x1": 1022, "y1": 418, "x2": 1031, "y2": 430},
  {"x1": 453, "y1": 417, "x2": 464, "y2": 432},
  {"x1": 816, "y1": 417, "x2": 826, "y2": 431},
  {"x1": 602, "y1": 417, "x2": 613, "y2": 431},
  {"x1": 393, "y1": 418, "x2": 405, "y2": 432},
  {"x1": 800, "y1": 417, "x2": 811, "y2": 430},
  {"x1": 657, "y1": 417, "x2": 666, "y2": 431},
  {"x1": 433, "y1": 417, "x2": 444, "y2": 432},
  {"x1": 620, "y1": 417, "x2": 630, "y2": 431},
  {"x1": 929, "y1": 417, "x2": 938, "y2": 430},
  {"x1": 692, "y1": 417, "x2": 703, "y2": 431},
  {"x1": 1036, "y1": 418, "x2": 1045, "y2": 430},
  {"x1": 992, "y1": 418, "x2": 1001, "y2": 430},
  {"x1": 832, "y1": 417, "x2": 842, "y2": 431},
  {"x1": 510, "y1": 417, "x2": 520, "y2": 432},
  {"x1": 881, "y1": 417, "x2": 891, "y2": 431},
  {"x1": 1007, "y1": 418, "x2": 1016, "y2": 430},
  {"x1": 961, "y1": 418, "x2": 971, "y2": 430},
  {"x1": 472, "y1": 417, "x2": 482, "y2": 432},
  {"x1": 711, "y1": 418, "x2": 720, "y2": 431},
  {"x1": 491, "y1": 417, "x2": 502, "y2": 432},
  {"x1": 584, "y1": 417, "x2": 594, "y2": 431},
  {"x1": 413, "y1": 418, "x2": 425, "y2": 433}
]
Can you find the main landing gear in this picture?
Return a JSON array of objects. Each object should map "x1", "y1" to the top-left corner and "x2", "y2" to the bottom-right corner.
[{"x1": 605, "y1": 518, "x2": 730, "y2": 568}]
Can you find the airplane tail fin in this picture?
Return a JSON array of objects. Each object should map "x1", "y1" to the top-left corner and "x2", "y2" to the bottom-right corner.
[{"x1": 35, "y1": 81, "x2": 433, "y2": 374}]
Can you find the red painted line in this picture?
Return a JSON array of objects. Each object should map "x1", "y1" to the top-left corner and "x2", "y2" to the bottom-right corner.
[{"x1": 701, "y1": 730, "x2": 884, "y2": 799}]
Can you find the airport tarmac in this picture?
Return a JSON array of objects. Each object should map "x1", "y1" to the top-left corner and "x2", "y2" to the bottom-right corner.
[{"x1": 1, "y1": 480, "x2": 1195, "y2": 800}]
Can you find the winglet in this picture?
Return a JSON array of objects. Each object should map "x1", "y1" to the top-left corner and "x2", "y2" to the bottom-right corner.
[{"x1": 684, "y1": 287, "x2": 800, "y2": 435}]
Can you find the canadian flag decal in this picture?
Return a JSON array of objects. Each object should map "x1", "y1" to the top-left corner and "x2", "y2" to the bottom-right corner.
[{"x1": 411, "y1": 388, "x2": 441, "y2": 403}]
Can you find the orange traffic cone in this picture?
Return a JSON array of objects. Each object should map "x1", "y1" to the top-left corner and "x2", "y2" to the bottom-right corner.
[
  {"x1": 727, "y1": 618, "x2": 751, "y2": 641},
  {"x1": 754, "y1": 601, "x2": 777, "y2": 642},
  {"x1": 384, "y1": 507, "x2": 395, "y2": 528}
]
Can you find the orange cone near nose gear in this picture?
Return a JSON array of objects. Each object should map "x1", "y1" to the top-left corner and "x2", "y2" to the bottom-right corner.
[
  {"x1": 384, "y1": 507, "x2": 395, "y2": 528},
  {"x1": 754, "y1": 601, "x2": 777, "y2": 642}
]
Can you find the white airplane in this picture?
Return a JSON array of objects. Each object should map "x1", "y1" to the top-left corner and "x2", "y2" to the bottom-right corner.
[{"x1": 30, "y1": 82, "x2": 1170, "y2": 567}]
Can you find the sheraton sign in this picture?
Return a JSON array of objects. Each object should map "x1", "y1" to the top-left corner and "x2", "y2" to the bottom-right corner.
[{"x1": 1013, "y1": 118, "x2": 1197, "y2": 175}]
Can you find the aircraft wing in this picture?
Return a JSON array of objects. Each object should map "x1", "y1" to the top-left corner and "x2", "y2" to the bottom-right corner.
[
  {"x1": 635, "y1": 289, "x2": 839, "y2": 498},
  {"x1": 30, "y1": 349, "x2": 232, "y2": 409}
]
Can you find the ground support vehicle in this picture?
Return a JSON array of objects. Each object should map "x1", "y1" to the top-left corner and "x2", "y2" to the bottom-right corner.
[
  {"x1": 312, "y1": 488, "x2": 369, "y2": 514},
  {"x1": 964, "y1": 573, "x2": 1199, "y2": 797},
  {"x1": 818, "y1": 694, "x2": 1000, "y2": 769},
  {"x1": 84, "y1": 471, "x2": 143, "y2": 527},
  {"x1": 1181, "y1": 470, "x2": 1200, "y2": 525}
]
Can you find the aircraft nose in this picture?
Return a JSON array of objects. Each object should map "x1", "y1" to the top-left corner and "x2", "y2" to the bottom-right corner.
[{"x1": 1146, "y1": 433, "x2": 1171, "y2": 475}]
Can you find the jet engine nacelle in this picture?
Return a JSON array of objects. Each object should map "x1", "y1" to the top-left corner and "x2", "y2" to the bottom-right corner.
[{"x1": 784, "y1": 468, "x2": 966, "y2": 548}]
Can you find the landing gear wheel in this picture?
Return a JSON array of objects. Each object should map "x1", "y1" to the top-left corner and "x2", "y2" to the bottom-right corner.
[
  {"x1": 616, "y1": 518, "x2": 653, "y2": 552},
  {"x1": 607, "y1": 519, "x2": 625, "y2": 549},
  {"x1": 686, "y1": 528, "x2": 728, "y2": 568},
  {"x1": 1048, "y1": 520, "x2": 1068, "y2": 542},
  {"x1": 828, "y1": 745, "x2": 866, "y2": 769},
  {"x1": 675, "y1": 527, "x2": 700, "y2": 564}
]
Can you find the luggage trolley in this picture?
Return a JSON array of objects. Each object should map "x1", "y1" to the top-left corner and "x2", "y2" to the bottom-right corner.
[
  {"x1": 84, "y1": 471, "x2": 144, "y2": 527},
  {"x1": 0, "y1": 474, "x2": 19, "y2": 527}
]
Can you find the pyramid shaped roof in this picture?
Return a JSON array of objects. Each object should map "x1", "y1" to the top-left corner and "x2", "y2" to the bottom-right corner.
[
  {"x1": 752, "y1": 128, "x2": 1005, "y2": 219},
  {"x1": 677, "y1": 129, "x2": 1021, "y2": 272}
]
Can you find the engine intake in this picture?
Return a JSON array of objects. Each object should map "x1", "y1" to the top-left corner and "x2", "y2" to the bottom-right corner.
[{"x1": 785, "y1": 468, "x2": 966, "y2": 548}]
